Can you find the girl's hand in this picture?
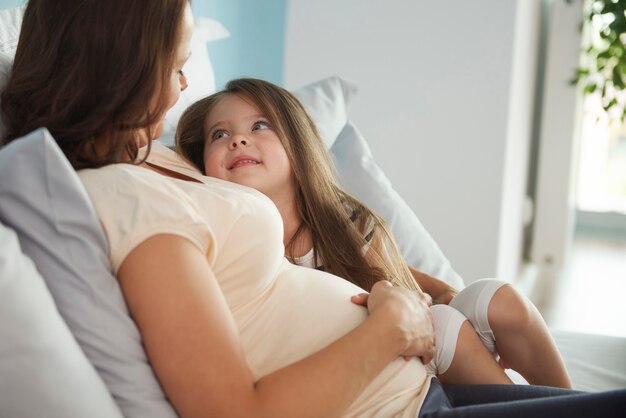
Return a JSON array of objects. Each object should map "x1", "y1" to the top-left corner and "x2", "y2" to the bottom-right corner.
[
  {"x1": 433, "y1": 289, "x2": 458, "y2": 305},
  {"x1": 351, "y1": 281, "x2": 435, "y2": 365}
]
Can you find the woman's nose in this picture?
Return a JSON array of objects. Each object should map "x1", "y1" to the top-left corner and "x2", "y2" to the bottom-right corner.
[{"x1": 179, "y1": 71, "x2": 188, "y2": 91}]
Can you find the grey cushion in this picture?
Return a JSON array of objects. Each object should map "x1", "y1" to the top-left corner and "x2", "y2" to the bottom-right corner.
[
  {"x1": 0, "y1": 128, "x2": 177, "y2": 418},
  {"x1": 0, "y1": 220, "x2": 123, "y2": 418}
]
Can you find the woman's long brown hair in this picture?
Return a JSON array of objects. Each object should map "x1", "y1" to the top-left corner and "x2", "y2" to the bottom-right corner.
[
  {"x1": 1, "y1": 0, "x2": 189, "y2": 169},
  {"x1": 176, "y1": 78, "x2": 419, "y2": 292}
]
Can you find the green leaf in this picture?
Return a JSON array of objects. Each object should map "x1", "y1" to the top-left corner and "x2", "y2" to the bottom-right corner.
[
  {"x1": 598, "y1": 49, "x2": 613, "y2": 60},
  {"x1": 607, "y1": 98, "x2": 618, "y2": 109},
  {"x1": 612, "y1": 66, "x2": 624, "y2": 88},
  {"x1": 585, "y1": 83, "x2": 598, "y2": 94},
  {"x1": 578, "y1": 0, "x2": 626, "y2": 123}
]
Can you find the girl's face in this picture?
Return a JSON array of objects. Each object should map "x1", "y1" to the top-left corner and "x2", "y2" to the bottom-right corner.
[
  {"x1": 203, "y1": 94, "x2": 296, "y2": 203},
  {"x1": 147, "y1": 2, "x2": 193, "y2": 142}
]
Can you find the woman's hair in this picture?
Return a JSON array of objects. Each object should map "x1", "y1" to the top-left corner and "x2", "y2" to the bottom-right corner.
[
  {"x1": 1, "y1": 0, "x2": 189, "y2": 169},
  {"x1": 177, "y1": 78, "x2": 419, "y2": 292}
]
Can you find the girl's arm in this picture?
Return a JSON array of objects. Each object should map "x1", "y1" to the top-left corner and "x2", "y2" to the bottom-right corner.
[
  {"x1": 408, "y1": 266, "x2": 458, "y2": 305},
  {"x1": 118, "y1": 234, "x2": 434, "y2": 418}
]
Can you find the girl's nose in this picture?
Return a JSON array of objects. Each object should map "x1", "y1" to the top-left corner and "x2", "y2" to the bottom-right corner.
[{"x1": 229, "y1": 137, "x2": 248, "y2": 149}]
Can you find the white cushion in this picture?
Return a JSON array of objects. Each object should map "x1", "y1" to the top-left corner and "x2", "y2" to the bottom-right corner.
[
  {"x1": 295, "y1": 77, "x2": 464, "y2": 289},
  {"x1": 551, "y1": 330, "x2": 626, "y2": 392},
  {"x1": 0, "y1": 51, "x2": 11, "y2": 139},
  {"x1": 0, "y1": 5, "x2": 24, "y2": 54},
  {"x1": 0, "y1": 221, "x2": 124, "y2": 418},
  {"x1": 331, "y1": 122, "x2": 465, "y2": 289},
  {"x1": 293, "y1": 76, "x2": 358, "y2": 148}
]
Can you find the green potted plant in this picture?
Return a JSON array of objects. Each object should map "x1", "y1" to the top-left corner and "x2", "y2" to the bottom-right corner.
[{"x1": 571, "y1": 0, "x2": 626, "y2": 122}]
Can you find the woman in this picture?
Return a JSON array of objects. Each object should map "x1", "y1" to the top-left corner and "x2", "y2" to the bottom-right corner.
[
  {"x1": 1, "y1": 1, "x2": 435, "y2": 417},
  {"x1": 1, "y1": 1, "x2": 624, "y2": 417}
]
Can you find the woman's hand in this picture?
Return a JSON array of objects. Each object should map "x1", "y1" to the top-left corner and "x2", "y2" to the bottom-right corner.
[{"x1": 351, "y1": 281, "x2": 435, "y2": 365}]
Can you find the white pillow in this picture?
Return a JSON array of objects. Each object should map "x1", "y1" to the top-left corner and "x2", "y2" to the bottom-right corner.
[
  {"x1": 294, "y1": 77, "x2": 465, "y2": 289},
  {"x1": 330, "y1": 122, "x2": 465, "y2": 289},
  {"x1": 0, "y1": 5, "x2": 22, "y2": 140},
  {"x1": 293, "y1": 76, "x2": 358, "y2": 148},
  {"x1": 0, "y1": 5, "x2": 24, "y2": 54},
  {"x1": 0, "y1": 222, "x2": 124, "y2": 418},
  {"x1": 0, "y1": 51, "x2": 11, "y2": 139}
]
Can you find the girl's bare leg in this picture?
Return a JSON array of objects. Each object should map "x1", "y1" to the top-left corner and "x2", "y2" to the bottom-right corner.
[
  {"x1": 438, "y1": 321, "x2": 512, "y2": 385},
  {"x1": 488, "y1": 285, "x2": 572, "y2": 388}
]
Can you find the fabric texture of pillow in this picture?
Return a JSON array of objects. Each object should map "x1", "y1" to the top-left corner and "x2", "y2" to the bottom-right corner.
[
  {"x1": 0, "y1": 51, "x2": 12, "y2": 139},
  {"x1": 0, "y1": 128, "x2": 178, "y2": 418},
  {"x1": 292, "y1": 76, "x2": 464, "y2": 289},
  {"x1": 0, "y1": 221, "x2": 124, "y2": 418},
  {"x1": 0, "y1": 5, "x2": 24, "y2": 54},
  {"x1": 293, "y1": 75, "x2": 358, "y2": 148}
]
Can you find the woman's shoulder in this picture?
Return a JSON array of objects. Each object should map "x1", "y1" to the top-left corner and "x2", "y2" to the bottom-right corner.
[
  {"x1": 78, "y1": 161, "x2": 147, "y2": 184},
  {"x1": 78, "y1": 163, "x2": 201, "y2": 223},
  {"x1": 78, "y1": 163, "x2": 216, "y2": 273},
  {"x1": 79, "y1": 163, "x2": 166, "y2": 201}
]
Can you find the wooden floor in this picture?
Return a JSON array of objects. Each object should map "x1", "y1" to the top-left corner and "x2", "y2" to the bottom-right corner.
[{"x1": 536, "y1": 234, "x2": 626, "y2": 338}]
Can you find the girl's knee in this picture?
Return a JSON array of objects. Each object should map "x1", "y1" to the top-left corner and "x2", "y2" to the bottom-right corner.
[{"x1": 488, "y1": 285, "x2": 535, "y2": 332}]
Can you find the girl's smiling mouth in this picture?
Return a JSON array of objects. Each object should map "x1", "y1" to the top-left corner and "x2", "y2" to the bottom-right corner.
[{"x1": 229, "y1": 156, "x2": 260, "y2": 170}]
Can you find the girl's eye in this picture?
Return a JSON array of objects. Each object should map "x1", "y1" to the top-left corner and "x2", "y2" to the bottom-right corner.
[
  {"x1": 212, "y1": 130, "x2": 230, "y2": 141},
  {"x1": 252, "y1": 121, "x2": 270, "y2": 131}
]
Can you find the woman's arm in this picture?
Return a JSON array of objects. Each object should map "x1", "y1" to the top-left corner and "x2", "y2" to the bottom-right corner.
[
  {"x1": 408, "y1": 266, "x2": 458, "y2": 305},
  {"x1": 118, "y1": 234, "x2": 433, "y2": 418}
]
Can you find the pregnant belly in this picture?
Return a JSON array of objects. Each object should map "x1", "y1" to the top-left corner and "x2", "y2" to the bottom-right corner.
[
  {"x1": 233, "y1": 260, "x2": 368, "y2": 379},
  {"x1": 233, "y1": 260, "x2": 429, "y2": 417}
]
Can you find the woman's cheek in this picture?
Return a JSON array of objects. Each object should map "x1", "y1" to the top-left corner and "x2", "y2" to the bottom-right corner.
[{"x1": 167, "y1": 84, "x2": 181, "y2": 110}]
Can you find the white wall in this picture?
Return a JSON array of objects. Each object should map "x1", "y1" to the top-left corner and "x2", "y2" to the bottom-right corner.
[
  {"x1": 498, "y1": 0, "x2": 543, "y2": 286},
  {"x1": 285, "y1": 0, "x2": 541, "y2": 283},
  {"x1": 531, "y1": 0, "x2": 584, "y2": 290}
]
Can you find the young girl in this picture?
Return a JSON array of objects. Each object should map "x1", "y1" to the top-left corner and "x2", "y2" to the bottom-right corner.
[{"x1": 176, "y1": 78, "x2": 572, "y2": 387}]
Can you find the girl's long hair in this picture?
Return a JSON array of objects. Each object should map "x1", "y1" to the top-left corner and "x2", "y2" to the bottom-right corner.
[
  {"x1": 177, "y1": 78, "x2": 418, "y2": 292},
  {"x1": 1, "y1": 0, "x2": 189, "y2": 169}
]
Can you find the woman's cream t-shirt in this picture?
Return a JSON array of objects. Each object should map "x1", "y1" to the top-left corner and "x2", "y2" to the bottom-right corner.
[{"x1": 78, "y1": 143, "x2": 431, "y2": 418}]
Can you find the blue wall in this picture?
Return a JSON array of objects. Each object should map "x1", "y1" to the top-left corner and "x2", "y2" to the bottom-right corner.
[
  {"x1": 0, "y1": 0, "x2": 287, "y2": 88},
  {"x1": 193, "y1": 0, "x2": 286, "y2": 88},
  {"x1": 0, "y1": 0, "x2": 24, "y2": 9}
]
